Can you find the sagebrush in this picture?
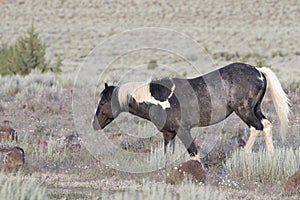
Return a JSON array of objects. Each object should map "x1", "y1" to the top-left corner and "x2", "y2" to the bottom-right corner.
[
  {"x1": 224, "y1": 147, "x2": 300, "y2": 183},
  {"x1": 0, "y1": 173, "x2": 47, "y2": 200}
]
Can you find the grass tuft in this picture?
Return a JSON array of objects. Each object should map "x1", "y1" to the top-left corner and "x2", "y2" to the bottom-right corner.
[
  {"x1": 224, "y1": 147, "x2": 300, "y2": 183},
  {"x1": 0, "y1": 71, "x2": 63, "y2": 101},
  {"x1": 0, "y1": 173, "x2": 47, "y2": 200},
  {"x1": 102, "y1": 180, "x2": 224, "y2": 200}
]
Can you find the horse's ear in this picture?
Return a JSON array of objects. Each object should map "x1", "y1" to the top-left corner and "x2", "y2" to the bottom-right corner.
[{"x1": 105, "y1": 83, "x2": 108, "y2": 89}]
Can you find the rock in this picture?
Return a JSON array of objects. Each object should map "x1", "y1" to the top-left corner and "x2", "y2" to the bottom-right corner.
[
  {"x1": 64, "y1": 133, "x2": 81, "y2": 143},
  {"x1": 56, "y1": 134, "x2": 82, "y2": 151},
  {"x1": 0, "y1": 146, "x2": 25, "y2": 171},
  {"x1": 166, "y1": 160, "x2": 206, "y2": 184},
  {"x1": 66, "y1": 143, "x2": 81, "y2": 152},
  {"x1": 0, "y1": 126, "x2": 18, "y2": 142},
  {"x1": 285, "y1": 170, "x2": 300, "y2": 194},
  {"x1": 108, "y1": 132, "x2": 123, "y2": 140}
]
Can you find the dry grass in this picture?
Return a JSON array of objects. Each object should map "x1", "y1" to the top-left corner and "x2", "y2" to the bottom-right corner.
[
  {"x1": 224, "y1": 147, "x2": 300, "y2": 183},
  {"x1": 0, "y1": 72, "x2": 299, "y2": 199},
  {"x1": 103, "y1": 180, "x2": 224, "y2": 200},
  {"x1": 0, "y1": 173, "x2": 47, "y2": 200}
]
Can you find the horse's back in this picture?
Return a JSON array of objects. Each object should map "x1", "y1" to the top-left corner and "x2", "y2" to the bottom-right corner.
[
  {"x1": 217, "y1": 62, "x2": 266, "y2": 101},
  {"x1": 173, "y1": 63, "x2": 266, "y2": 126},
  {"x1": 219, "y1": 63, "x2": 263, "y2": 84}
]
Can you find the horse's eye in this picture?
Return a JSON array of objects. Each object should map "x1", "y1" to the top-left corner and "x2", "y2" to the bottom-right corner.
[{"x1": 100, "y1": 101, "x2": 105, "y2": 106}]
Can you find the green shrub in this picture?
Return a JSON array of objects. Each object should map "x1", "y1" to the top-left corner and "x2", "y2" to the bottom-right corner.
[
  {"x1": 254, "y1": 56, "x2": 272, "y2": 69},
  {"x1": 147, "y1": 59, "x2": 158, "y2": 70},
  {"x1": 211, "y1": 51, "x2": 275, "y2": 70},
  {"x1": 0, "y1": 23, "x2": 62, "y2": 76}
]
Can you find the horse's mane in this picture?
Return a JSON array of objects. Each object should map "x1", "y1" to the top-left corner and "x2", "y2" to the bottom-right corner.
[
  {"x1": 117, "y1": 78, "x2": 175, "y2": 110},
  {"x1": 117, "y1": 81, "x2": 151, "y2": 109}
]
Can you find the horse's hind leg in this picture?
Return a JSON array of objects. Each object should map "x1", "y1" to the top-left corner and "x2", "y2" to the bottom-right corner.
[
  {"x1": 235, "y1": 108, "x2": 264, "y2": 154},
  {"x1": 244, "y1": 126, "x2": 260, "y2": 154},
  {"x1": 163, "y1": 131, "x2": 176, "y2": 154},
  {"x1": 170, "y1": 138, "x2": 175, "y2": 153},
  {"x1": 255, "y1": 104, "x2": 274, "y2": 154},
  {"x1": 261, "y1": 119, "x2": 274, "y2": 154}
]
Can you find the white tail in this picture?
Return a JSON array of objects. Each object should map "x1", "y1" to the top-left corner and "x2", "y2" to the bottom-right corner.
[{"x1": 258, "y1": 67, "x2": 291, "y2": 137}]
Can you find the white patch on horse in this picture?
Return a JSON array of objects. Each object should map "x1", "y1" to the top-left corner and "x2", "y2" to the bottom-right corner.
[
  {"x1": 133, "y1": 84, "x2": 174, "y2": 109},
  {"x1": 244, "y1": 126, "x2": 260, "y2": 154},
  {"x1": 151, "y1": 82, "x2": 175, "y2": 109},
  {"x1": 168, "y1": 83, "x2": 175, "y2": 98},
  {"x1": 261, "y1": 119, "x2": 274, "y2": 154},
  {"x1": 191, "y1": 153, "x2": 200, "y2": 161},
  {"x1": 118, "y1": 81, "x2": 175, "y2": 110},
  {"x1": 118, "y1": 82, "x2": 149, "y2": 110},
  {"x1": 258, "y1": 72, "x2": 264, "y2": 81}
]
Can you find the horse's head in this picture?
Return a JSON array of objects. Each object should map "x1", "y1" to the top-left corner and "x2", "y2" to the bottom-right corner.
[{"x1": 92, "y1": 83, "x2": 118, "y2": 130}]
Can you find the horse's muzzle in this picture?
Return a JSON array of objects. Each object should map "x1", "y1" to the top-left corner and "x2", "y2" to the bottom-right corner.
[{"x1": 92, "y1": 116, "x2": 101, "y2": 130}]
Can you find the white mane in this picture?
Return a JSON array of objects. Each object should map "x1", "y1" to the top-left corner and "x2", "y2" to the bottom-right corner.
[
  {"x1": 117, "y1": 80, "x2": 175, "y2": 110},
  {"x1": 117, "y1": 82, "x2": 150, "y2": 110}
]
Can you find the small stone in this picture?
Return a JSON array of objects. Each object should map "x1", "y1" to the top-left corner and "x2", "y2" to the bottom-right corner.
[
  {"x1": 285, "y1": 170, "x2": 300, "y2": 194},
  {"x1": 0, "y1": 146, "x2": 25, "y2": 171},
  {"x1": 166, "y1": 160, "x2": 206, "y2": 184}
]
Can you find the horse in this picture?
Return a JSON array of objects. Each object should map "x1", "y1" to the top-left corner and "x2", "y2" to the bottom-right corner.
[{"x1": 92, "y1": 62, "x2": 290, "y2": 159}]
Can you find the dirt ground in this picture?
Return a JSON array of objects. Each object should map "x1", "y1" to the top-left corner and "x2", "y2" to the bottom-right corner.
[{"x1": 0, "y1": 0, "x2": 300, "y2": 199}]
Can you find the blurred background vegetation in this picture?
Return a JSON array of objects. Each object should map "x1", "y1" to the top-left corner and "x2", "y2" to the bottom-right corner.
[{"x1": 0, "y1": 23, "x2": 62, "y2": 76}]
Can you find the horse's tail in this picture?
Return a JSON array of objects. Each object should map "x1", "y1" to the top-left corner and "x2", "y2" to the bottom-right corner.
[{"x1": 258, "y1": 67, "x2": 291, "y2": 136}]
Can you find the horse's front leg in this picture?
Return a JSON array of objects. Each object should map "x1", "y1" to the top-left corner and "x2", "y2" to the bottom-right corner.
[
  {"x1": 176, "y1": 128, "x2": 199, "y2": 160},
  {"x1": 163, "y1": 131, "x2": 176, "y2": 154},
  {"x1": 170, "y1": 137, "x2": 175, "y2": 153}
]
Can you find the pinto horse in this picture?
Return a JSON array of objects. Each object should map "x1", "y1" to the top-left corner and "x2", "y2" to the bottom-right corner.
[{"x1": 92, "y1": 63, "x2": 290, "y2": 159}]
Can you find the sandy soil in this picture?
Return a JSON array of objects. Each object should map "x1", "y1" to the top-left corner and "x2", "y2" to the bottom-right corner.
[{"x1": 1, "y1": 1, "x2": 299, "y2": 76}]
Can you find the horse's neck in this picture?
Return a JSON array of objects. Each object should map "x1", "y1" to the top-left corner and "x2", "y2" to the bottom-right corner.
[
  {"x1": 128, "y1": 101, "x2": 151, "y2": 121},
  {"x1": 111, "y1": 88, "x2": 123, "y2": 117},
  {"x1": 117, "y1": 82, "x2": 149, "y2": 112}
]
